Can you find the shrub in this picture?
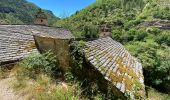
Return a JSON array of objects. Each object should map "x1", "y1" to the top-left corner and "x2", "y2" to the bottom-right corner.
[
  {"x1": 82, "y1": 23, "x2": 99, "y2": 38},
  {"x1": 152, "y1": 48, "x2": 170, "y2": 93},
  {"x1": 153, "y1": 7, "x2": 170, "y2": 20},
  {"x1": 134, "y1": 29, "x2": 148, "y2": 41},
  {"x1": 156, "y1": 31, "x2": 170, "y2": 46},
  {"x1": 120, "y1": 28, "x2": 148, "y2": 43},
  {"x1": 120, "y1": 31, "x2": 134, "y2": 43},
  {"x1": 126, "y1": 41, "x2": 170, "y2": 93},
  {"x1": 20, "y1": 51, "x2": 58, "y2": 79},
  {"x1": 111, "y1": 29, "x2": 122, "y2": 41},
  {"x1": 71, "y1": 40, "x2": 86, "y2": 70},
  {"x1": 146, "y1": 27, "x2": 161, "y2": 35},
  {"x1": 124, "y1": 19, "x2": 143, "y2": 29}
]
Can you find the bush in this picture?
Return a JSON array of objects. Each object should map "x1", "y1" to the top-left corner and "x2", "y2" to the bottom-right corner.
[
  {"x1": 126, "y1": 41, "x2": 170, "y2": 93},
  {"x1": 20, "y1": 51, "x2": 58, "y2": 79},
  {"x1": 111, "y1": 29, "x2": 122, "y2": 41},
  {"x1": 120, "y1": 28, "x2": 148, "y2": 43},
  {"x1": 82, "y1": 23, "x2": 99, "y2": 38},
  {"x1": 134, "y1": 29, "x2": 148, "y2": 41},
  {"x1": 153, "y1": 7, "x2": 170, "y2": 20},
  {"x1": 156, "y1": 31, "x2": 170, "y2": 46},
  {"x1": 152, "y1": 48, "x2": 170, "y2": 93},
  {"x1": 146, "y1": 27, "x2": 161, "y2": 35},
  {"x1": 124, "y1": 19, "x2": 143, "y2": 29}
]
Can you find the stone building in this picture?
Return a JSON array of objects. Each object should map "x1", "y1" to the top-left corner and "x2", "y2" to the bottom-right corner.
[
  {"x1": 0, "y1": 24, "x2": 146, "y2": 99},
  {"x1": 99, "y1": 24, "x2": 112, "y2": 38},
  {"x1": 0, "y1": 25, "x2": 74, "y2": 65},
  {"x1": 34, "y1": 35, "x2": 146, "y2": 99},
  {"x1": 34, "y1": 9, "x2": 48, "y2": 26},
  {"x1": 33, "y1": 31, "x2": 75, "y2": 72}
]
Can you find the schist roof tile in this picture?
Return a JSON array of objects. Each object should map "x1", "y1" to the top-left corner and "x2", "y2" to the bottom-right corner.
[
  {"x1": 0, "y1": 25, "x2": 75, "y2": 39},
  {"x1": 84, "y1": 37, "x2": 145, "y2": 99},
  {"x1": 0, "y1": 25, "x2": 74, "y2": 64}
]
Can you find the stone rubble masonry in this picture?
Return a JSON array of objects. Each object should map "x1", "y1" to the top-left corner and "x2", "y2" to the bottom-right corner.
[{"x1": 34, "y1": 36, "x2": 73, "y2": 72}]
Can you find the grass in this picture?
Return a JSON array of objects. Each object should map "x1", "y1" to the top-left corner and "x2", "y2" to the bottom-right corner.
[
  {"x1": 0, "y1": 66, "x2": 10, "y2": 79},
  {"x1": 1, "y1": 64, "x2": 170, "y2": 100},
  {"x1": 147, "y1": 87, "x2": 170, "y2": 100},
  {"x1": 1, "y1": 51, "x2": 169, "y2": 100},
  {"x1": 10, "y1": 63, "x2": 170, "y2": 100},
  {"x1": 10, "y1": 64, "x2": 84, "y2": 100}
]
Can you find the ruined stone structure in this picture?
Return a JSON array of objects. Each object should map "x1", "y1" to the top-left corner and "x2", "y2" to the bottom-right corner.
[
  {"x1": 99, "y1": 24, "x2": 112, "y2": 38},
  {"x1": 34, "y1": 35, "x2": 146, "y2": 99},
  {"x1": 0, "y1": 25, "x2": 145, "y2": 99},
  {"x1": 34, "y1": 9, "x2": 48, "y2": 26},
  {"x1": 34, "y1": 34, "x2": 74, "y2": 72}
]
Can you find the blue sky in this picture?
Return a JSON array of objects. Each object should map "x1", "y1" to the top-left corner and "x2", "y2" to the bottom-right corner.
[{"x1": 27, "y1": 0, "x2": 96, "y2": 17}]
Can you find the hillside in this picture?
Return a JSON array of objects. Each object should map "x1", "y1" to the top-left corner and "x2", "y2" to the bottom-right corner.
[
  {"x1": 55, "y1": 0, "x2": 146, "y2": 37},
  {"x1": 55, "y1": 0, "x2": 169, "y2": 37},
  {"x1": 55, "y1": 0, "x2": 170, "y2": 94},
  {"x1": 0, "y1": 0, "x2": 59, "y2": 25}
]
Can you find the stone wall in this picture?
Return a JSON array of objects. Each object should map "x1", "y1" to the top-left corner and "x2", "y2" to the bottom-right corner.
[
  {"x1": 34, "y1": 36, "x2": 72, "y2": 72},
  {"x1": 72, "y1": 60, "x2": 127, "y2": 100},
  {"x1": 34, "y1": 18, "x2": 48, "y2": 26}
]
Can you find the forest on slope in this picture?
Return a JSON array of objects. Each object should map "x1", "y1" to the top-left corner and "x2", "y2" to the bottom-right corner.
[
  {"x1": 55, "y1": 0, "x2": 170, "y2": 94},
  {"x1": 0, "y1": 0, "x2": 59, "y2": 25}
]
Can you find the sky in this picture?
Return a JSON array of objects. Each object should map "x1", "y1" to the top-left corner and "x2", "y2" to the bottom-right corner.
[{"x1": 27, "y1": 0, "x2": 96, "y2": 17}]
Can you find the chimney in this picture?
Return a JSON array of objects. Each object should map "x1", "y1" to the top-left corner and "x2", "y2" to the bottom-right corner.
[
  {"x1": 34, "y1": 9, "x2": 48, "y2": 26},
  {"x1": 99, "y1": 23, "x2": 112, "y2": 38}
]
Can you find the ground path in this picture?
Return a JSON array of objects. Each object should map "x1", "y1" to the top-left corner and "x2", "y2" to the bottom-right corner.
[{"x1": 0, "y1": 77, "x2": 23, "y2": 100}]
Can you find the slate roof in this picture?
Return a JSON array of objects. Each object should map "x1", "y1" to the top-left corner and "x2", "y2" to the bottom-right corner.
[
  {"x1": 0, "y1": 25, "x2": 74, "y2": 65},
  {"x1": 84, "y1": 37, "x2": 145, "y2": 99}
]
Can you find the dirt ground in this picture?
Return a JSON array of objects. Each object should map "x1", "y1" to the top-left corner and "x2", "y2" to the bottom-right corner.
[{"x1": 0, "y1": 77, "x2": 23, "y2": 100}]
